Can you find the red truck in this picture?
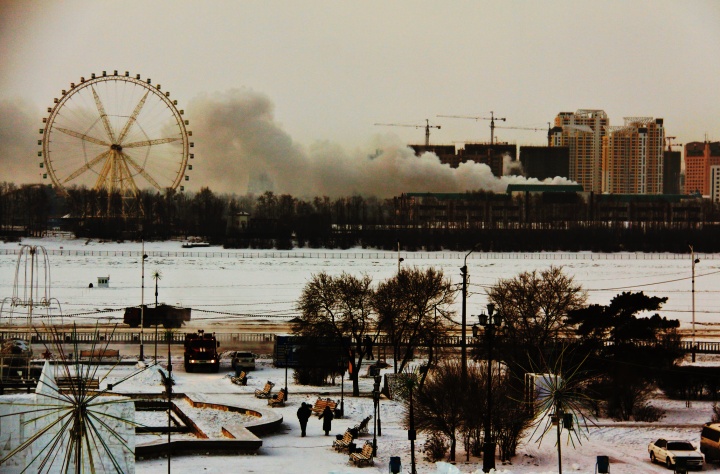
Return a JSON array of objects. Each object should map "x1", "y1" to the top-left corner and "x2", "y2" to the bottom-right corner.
[{"x1": 184, "y1": 330, "x2": 220, "y2": 373}]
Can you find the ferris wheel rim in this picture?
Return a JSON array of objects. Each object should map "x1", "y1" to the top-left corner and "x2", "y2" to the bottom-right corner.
[{"x1": 41, "y1": 73, "x2": 190, "y2": 195}]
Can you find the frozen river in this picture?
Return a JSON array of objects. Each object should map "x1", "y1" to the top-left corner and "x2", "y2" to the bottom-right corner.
[{"x1": 1, "y1": 236, "x2": 719, "y2": 333}]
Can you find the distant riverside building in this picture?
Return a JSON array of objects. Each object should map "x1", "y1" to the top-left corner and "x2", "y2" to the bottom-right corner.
[
  {"x1": 684, "y1": 141, "x2": 720, "y2": 196},
  {"x1": 550, "y1": 110, "x2": 608, "y2": 193},
  {"x1": 518, "y1": 146, "x2": 570, "y2": 180},
  {"x1": 602, "y1": 118, "x2": 665, "y2": 194},
  {"x1": 409, "y1": 144, "x2": 457, "y2": 166},
  {"x1": 460, "y1": 143, "x2": 516, "y2": 177},
  {"x1": 409, "y1": 142, "x2": 516, "y2": 176},
  {"x1": 711, "y1": 165, "x2": 720, "y2": 202},
  {"x1": 663, "y1": 150, "x2": 682, "y2": 195}
]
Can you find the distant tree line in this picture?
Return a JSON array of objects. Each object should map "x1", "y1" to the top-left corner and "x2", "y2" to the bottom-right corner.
[{"x1": 3, "y1": 181, "x2": 720, "y2": 251}]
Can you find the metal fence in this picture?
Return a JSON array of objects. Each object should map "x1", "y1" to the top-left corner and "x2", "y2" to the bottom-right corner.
[
  {"x1": 3, "y1": 330, "x2": 718, "y2": 354},
  {"x1": 0, "y1": 249, "x2": 715, "y2": 260}
]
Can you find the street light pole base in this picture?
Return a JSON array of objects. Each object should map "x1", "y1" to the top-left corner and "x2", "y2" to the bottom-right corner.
[{"x1": 482, "y1": 442, "x2": 496, "y2": 473}]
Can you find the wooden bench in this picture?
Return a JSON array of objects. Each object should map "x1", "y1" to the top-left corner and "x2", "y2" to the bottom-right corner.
[
  {"x1": 56, "y1": 376, "x2": 100, "y2": 391},
  {"x1": 349, "y1": 441, "x2": 374, "y2": 466},
  {"x1": 79, "y1": 349, "x2": 120, "y2": 361},
  {"x1": 333, "y1": 429, "x2": 355, "y2": 452},
  {"x1": 312, "y1": 397, "x2": 338, "y2": 417},
  {"x1": 254, "y1": 381, "x2": 275, "y2": 399},
  {"x1": 231, "y1": 371, "x2": 247, "y2": 386},
  {"x1": 268, "y1": 388, "x2": 286, "y2": 407}
]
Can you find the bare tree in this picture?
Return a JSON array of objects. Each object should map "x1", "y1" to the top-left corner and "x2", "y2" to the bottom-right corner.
[
  {"x1": 488, "y1": 266, "x2": 586, "y2": 349},
  {"x1": 374, "y1": 267, "x2": 455, "y2": 375},
  {"x1": 413, "y1": 360, "x2": 468, "y2": 462},
  {"x1": 296, "y1": 271, "x2": 376, "y2": 396}
]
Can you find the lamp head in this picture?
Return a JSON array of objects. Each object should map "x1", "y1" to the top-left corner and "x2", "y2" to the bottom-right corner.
[
  {"x1": 487, "y1": 303, "x2": 495, "y2": 316},
  {"x1": 478, "y1": 313, "x2": 488, "y2": 326}
]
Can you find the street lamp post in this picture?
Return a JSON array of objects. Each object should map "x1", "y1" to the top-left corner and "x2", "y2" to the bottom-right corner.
[
  {"x1": 166, "y1": 329, "x2": 173, "y2": 474},
  {"x1": 408, "y1": 378, "x2": 417, "y2": 474},
  {"x1": 372, "y1": 376, "x2": 380, "y2": 456},
  {"x1": 473, "y1": 303, "x2": 502, "y2": 473},
  {"x1": 153, "y1": 270, "x2": 161, "y2": 364},
  {"x1": 375, "y1": 374, "x2": 382, "y2": 436},
  {"x1": 139, "y1": 242, "x2": 148, "y2": 361},
  {"x1": 690, "y1": 244, "x2": 700, "y2": 362},
  {"x1": 460, "y1": 246, "x2": 479, "y2": 386}
]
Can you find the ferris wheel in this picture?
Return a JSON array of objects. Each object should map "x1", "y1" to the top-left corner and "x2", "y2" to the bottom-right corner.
[{"x1": 40, "y1": 71, "x2": 193, "y2": 196}]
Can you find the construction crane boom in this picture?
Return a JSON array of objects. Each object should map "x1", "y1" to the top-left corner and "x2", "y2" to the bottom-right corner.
[
  {"x1": 438, "y1": 111, "x2": 506, "y2": 145},
  {"x1": 374, "y1": 119, "x2": 441, "y2": 146},
  {"x1": 665, "y1": 136, "x2": 683, "y2": 152}
]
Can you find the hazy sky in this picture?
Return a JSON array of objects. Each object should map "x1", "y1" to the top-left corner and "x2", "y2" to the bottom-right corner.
[{"x1": 1, "y1": 0, "x2": 719, "y2": 197}]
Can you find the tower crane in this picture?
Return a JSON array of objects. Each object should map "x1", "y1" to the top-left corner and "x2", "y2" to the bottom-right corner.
[
  {"x1": 437, "y1": 111, "x2": 506, "y2": 145},
  {"x1": 665, "y1": 136, "x2": 683, "y2": 152},
  {"x1": 495, "y1": 123, "x2": 552, "y2": 145},
  {"x1": 374, "y1": 119, "x2": 441, "y2": 146}
]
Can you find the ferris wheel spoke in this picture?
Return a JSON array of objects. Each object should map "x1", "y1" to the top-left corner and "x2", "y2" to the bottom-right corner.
[
  {"x1": 94, "y1": 153, "x2": 115, "y2": 190},
  {"x1": 91, "y1": 86, "x2": 117, "y2": 143},
  {"x1": 62, "y1": 150, "x2": 111, "y2": 184},
  {"x1": 56, "y1": 127, "x2": 109, "y2": 147},
  {"x1": 117, "y1": 91, "x2": 149, "y2": 144},
  {"x1": 122, "y1": 152, "x2": 163, "y2": 190},
  {"x1": 117, "y1": 153, "x2": 141, "y2": 195},
  {"x1": 122, "y1": 137, "x2": 181, "y2": 148}
]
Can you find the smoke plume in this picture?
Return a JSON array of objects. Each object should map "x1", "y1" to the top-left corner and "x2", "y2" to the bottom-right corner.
[
  {"x1": 190, "y1": 89, "x2": 574, "y2": 198},
  {"x1": 0, "y1": 99, "x2": 42, "y2": 185}
]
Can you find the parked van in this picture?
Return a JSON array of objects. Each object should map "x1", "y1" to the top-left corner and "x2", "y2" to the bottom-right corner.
[{"x1": 701, "y1": 422, "x2": 720, "y2": 461}]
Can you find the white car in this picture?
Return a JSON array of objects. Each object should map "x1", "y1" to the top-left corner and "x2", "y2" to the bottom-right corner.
[
  {"x1": 648, "y1": 438, "x2": 704, "y2": 470},
  {"x1": 230, "y1": 351, "x2": 256, "y2": 371}
]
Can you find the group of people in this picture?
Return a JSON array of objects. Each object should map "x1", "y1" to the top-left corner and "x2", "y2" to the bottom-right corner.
[{"x1": 296, "y1": 402, "x2": 334, "y2": 437}]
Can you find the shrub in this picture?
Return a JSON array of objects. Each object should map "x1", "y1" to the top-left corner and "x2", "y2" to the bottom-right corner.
[
  {"x1": 424, "y1": 433, "x2": 448, "y2": 462},
  {"x1": 633, "y1": 404, "x2": 665, "y2": 422}
]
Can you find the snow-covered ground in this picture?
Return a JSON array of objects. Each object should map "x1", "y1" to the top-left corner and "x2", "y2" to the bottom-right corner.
[
  {"x1": 2, "y1": 236, "x2": 720, "y2": 473},
  {"x1": 107, "y1": 354, "x2": 718, "y2": 474}
]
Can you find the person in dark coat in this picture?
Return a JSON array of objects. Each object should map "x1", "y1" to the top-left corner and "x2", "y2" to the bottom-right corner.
[
  {"x1": 296, "y1": 402, "x2": 311, "y2": 437},
  {"x1": 319, "y1": 405, "x2": 334, "y2": 436},
  {"x1": 364, "y1": 335, "x2": 374, "y2": 360}
]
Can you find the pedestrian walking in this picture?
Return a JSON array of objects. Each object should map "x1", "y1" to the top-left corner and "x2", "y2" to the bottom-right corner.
[
  {"x1": 364, "y1": 335, "x2": 374, "y2": 360},
  {"x1": 297, "y1": 402, "x2": 311, "y2": 437},
  {"x1": 320, "y1": 405, "x2": 334, "y2": 436}
]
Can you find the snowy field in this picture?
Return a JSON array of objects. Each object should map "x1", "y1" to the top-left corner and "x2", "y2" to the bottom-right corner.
[
  {"x1": 2, "y1": 236, "x2": 720, "y2": 473},
  {"x1": 1, "y1": 236, "x2": 719, "y2": 333}
]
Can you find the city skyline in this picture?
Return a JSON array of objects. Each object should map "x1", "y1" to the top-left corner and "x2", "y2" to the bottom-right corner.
[{"x1": 1, "y1": 1, "x2": 718, "y2": 196}]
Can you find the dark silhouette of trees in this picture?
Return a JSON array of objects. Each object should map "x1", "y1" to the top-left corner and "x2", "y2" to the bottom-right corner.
[
  {"x1": 374, "y1": 267, "x2": 455, "y2": 375},
  {"x1": 565, "y1": 291, "x2": 682, "y2": 420}
]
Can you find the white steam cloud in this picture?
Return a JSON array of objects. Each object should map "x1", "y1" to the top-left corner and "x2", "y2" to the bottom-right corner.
[{"x1": 190, "y1": 89, "x2": 574, "y2": 198}]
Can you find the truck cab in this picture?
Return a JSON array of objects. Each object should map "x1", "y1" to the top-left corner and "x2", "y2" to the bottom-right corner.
[{"x1": 184, "y1": 330, "x2": 220, "y2": 373}]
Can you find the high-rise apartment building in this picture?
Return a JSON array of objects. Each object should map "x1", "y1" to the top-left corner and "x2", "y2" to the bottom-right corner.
[
  {"x1": 550, "y1": 110, "x2": 608, "y2": 193},
  {"x1": 684, "y1": 141, "x2": 720, "y2": 196},
  {"x1": 602, "y1": 118, "x2": 665, "y2": 194}
]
